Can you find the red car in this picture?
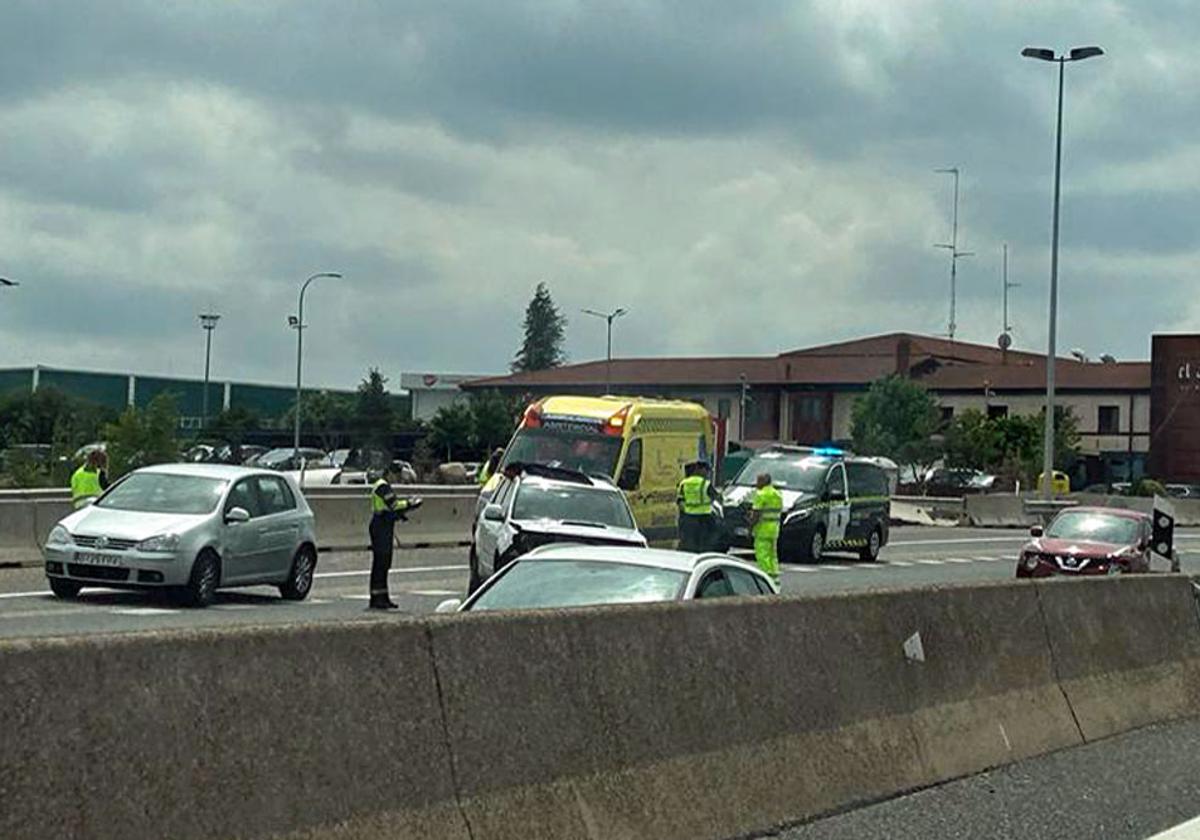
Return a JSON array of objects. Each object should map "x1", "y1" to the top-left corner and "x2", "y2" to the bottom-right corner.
[{"x1": 1016, "y1": 506, "x2": 1152, "y2": 578}]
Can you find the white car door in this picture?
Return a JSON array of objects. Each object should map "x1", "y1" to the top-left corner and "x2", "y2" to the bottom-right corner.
[
  {"x1": 825, "y1": 464, "x2": 851, "y2": 546},
  {"x1": 475, "y1": 476, "x2": 513, "y2": 571}
]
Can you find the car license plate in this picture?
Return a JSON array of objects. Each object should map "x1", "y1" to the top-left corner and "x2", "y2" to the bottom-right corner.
[{"x1": 75, "y1": 552, "x2": 123, "y2": 566}]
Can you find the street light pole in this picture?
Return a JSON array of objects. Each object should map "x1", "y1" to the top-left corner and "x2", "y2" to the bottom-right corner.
[
  {"x1": 199, "y1": 312, "x2": 221, "y2": 430},
  {"x1": 935, "y1": 167, "x2": 973, "y2": 341},
  {"x1": 292, "y1": 272, "x2": 342, "y2": 460},
  {"x1": 1022, "y1": 45, "x2": 1103, "y2": 498},
  {"x1": 581, "y1": 307, "x2": 627, "y2": 395}
]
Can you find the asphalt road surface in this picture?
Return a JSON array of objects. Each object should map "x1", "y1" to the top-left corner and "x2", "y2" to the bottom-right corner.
[
  {"x1": 758, "y1": 718, "x2": 1200, "y2": 840},
  {"x1": 2, "y1": 526, "x2": 1198, "y2": 640}
]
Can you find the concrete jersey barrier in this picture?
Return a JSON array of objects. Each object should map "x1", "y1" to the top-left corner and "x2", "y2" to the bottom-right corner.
[{"x1": 4, "y1": 576, "x2": 1200, "y2": 840}]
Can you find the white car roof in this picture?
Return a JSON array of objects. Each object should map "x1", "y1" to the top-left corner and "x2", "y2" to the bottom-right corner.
[
  {"x1": 136, "y1": 463, "x2": 280, "y2": 481},
  {"x1": 521, "y1": 545, "x2": 740, "y2": 573}
]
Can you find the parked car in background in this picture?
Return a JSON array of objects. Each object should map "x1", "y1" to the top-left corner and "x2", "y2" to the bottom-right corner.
[
  {"x1": 469, "y1": 464, "x2": 647, "y2": 593},
  {"x1": 462, "y1": 462, "x2": 482, "y2": 483},
  {"x1": 1016, "y1": 507, "x2": 1153, "y2": 578},
  {"x1": 71, "y1": 442, "x2": 106, "y2": 465},
  {"x1": 254, "y1": 447, "x2": 330, "y2": 472},
  {"x1": 438, "y1": 545, "x2": 777, "y2": 613},
  {"x1": 923, "y1": 467, "x2": 996, "y2": 497},
  {"x1": 43, "y1": 464, "x2": 318, "y2": 607},
  {"x1": 722, "y1": 446, "x2": 891, "y2": 563}
]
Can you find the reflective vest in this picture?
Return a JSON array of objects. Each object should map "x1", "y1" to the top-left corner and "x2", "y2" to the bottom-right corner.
[
  {"x1": 751, "y1": 484, "x2": 783, "y2": 540},
  {"x1": 677, "y1": 475, "x2": 714, "y2": 516},
  {"x1": 71, "y1": 467, "x2": 103, "y2": 508},
  {"x1": 371, "y1": 479, "x2": 410, "y2": 516}
]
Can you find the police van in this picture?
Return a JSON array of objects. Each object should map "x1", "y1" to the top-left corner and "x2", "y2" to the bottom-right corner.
[{"x1": 721, "y1": 446, "x2": 891, "y2": 563}]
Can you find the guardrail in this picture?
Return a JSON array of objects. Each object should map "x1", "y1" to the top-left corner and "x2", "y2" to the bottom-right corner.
[{"x1": 3, "y1": 576, "x2": 1196, "y2": 840}]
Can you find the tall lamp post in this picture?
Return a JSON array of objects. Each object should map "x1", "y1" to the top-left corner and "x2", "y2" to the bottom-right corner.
[
  {"x1": 291, "y1": 272, "x2": 342, "y2": 459},
  {"x1": 934, "y1": 167, "x2": 973, "y2": 341},
  {"x1": 581, "y1": 307, "x2": 627, "y2": 394},
  {"x1": 1022, "y1": 44, "x2": 1104, "y2": 498},
  {"x1": 198, "y1": 312, "x2": 221, "y2": 430}
]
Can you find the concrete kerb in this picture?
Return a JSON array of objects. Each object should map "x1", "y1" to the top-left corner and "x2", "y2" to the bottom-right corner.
[{"x1": 964, "y1": 494, "x2": 1035, "y2": 528}]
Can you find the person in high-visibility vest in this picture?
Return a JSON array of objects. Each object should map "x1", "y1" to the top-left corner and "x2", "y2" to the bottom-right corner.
[
  {"x1": 70, "y1": 450, "x2": 109, "y2": 509},
  {"x1": 747, "y1": 472, "x2": 782, "y2": 584},
  {"x1": 478, "y1": 448, "x2": 504, "y2": 486},
  {"x1": 367, "y1": 474, "x2": 423, "y2": 609},
  {"x1": 676, "y1": 460, "x2": 718, "y2": 552}
]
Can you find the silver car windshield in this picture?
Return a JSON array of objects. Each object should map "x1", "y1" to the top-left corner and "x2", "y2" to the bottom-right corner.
[
  {"x1": 511, "y1": 483, "x2": 634, "y2": 528},
  {"x1": 97, "y1": 474, "x2": 228, "y2": 515},
  {"x1": 470, "y1": 560, "x2": 687, "y2": 611}
]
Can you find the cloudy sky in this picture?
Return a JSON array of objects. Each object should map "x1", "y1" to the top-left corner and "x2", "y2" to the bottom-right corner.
[{"x1": 0, "y1": 1, "x2": 1194, "y2": 389}]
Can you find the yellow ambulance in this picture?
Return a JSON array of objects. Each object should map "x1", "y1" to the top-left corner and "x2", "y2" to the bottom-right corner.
[{"x1": 491, "y1": 395, "x2": 715, "y2": 543}]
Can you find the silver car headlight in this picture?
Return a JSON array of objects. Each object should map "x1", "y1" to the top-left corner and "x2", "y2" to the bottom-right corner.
[
  {"x1": 47, "y1": 525, "x2": 74, "y2": 546},
  {"x1": 136, "y1": 533, "x2": 180, "y2": 553}
]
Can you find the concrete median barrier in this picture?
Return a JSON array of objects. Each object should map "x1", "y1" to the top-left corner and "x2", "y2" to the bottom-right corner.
[
  {"x1": 0, "y1": 621, "x2": 471, "y2": 840},
  {"x1": 3, "y1": 577, "x2": 1198, "y2": 840},
  {"x1": 964, "y1": 494, "x2": 1035, "y2": 528},
  {"x1": 307, "y1": 493, "x2": 476, "y2": 550},
  {"x1": 1036, "y1": 575, "x2": 1200, "y2": 741}
]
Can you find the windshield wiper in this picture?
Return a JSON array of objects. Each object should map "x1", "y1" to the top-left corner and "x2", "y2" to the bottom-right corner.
[{"x1": 560, "y1": 520, "x2": 608, "y2": 528}]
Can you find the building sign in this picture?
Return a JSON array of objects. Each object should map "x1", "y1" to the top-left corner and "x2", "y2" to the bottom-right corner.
[
  {"x1": 1149, "y1": 335, "x2": 1200, "y2": 481},
  {"x1": 399, "y1": 372, "x2": 485, "y2": 392}
]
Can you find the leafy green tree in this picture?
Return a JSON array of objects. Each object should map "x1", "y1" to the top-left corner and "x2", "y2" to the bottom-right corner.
[
  {"x1": 944, "y1": 406, "x2": 1080, "y2": 485},
  {"x1": 512, "y1": 282, "x2": 567, "y2": 372},
  {"x1": 284, "y1": 392, "x2": 355, "y2": 451},
  {"x1": 105, "y1": 394, "x2": 181, "y2": 478},
  {"x1": 427, "y1": 401, "x2": 474, "y2": 460},
  {"x1": 469, "y1": 390, "x2": 520, "y2": 452},
  {"x1": 851, "y1": 376, "x2": 943, "y2": 478},
  {"x1": 353, "y1": 368, "x2": 394, "y2": 451},
  {"x1": 207, "y1": 407, "x2": 261, "y2": 447}
]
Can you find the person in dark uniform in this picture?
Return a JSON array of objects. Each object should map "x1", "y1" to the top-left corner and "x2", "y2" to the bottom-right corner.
[{"x1": 368, "y1": 472, "x2": 423, "y2": 609}]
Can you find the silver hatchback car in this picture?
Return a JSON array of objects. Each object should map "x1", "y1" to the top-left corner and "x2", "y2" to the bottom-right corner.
[{"x1": 44, "y1": 464, "x2": 318, "y2": 607}]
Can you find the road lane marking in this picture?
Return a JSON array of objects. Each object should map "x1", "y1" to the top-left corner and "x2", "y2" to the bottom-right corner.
[
  {"x1": 211, "y1": 604, "x2": 259, "y2": 611},
  {"x1": 1148, "y1": 813, "x2": 1200, "y2": 839},
  {"x1": 944, "y1": 558, "x2": 974, "y2": 564},
  {"x1": 975, "y1": 556, "x2": 1008, "y2": 562},
  {"x1": 916, "y1": 559, "x2": 944, "y2": 566},
  {"x1": 314, "y1": 564, "x2": 466, "y2": 580},
  {"x1": 788, "y1": 567, "x2": 819, "y2": 573},
  {"x1": 852, "y1": 563, "x2": 881, "y2": 570},
  {"x1": 0, "y1": 590, "x2": 51, "y2": 600},
  {"x1": 887, "y1": 560, "x2": 914, "y2": 567},
  {"x1": 407, "y1": 589, "x2": 460, "y2": 596},
  {"x1": 822, "y1": 565, "x2": 852, "y2": 572},
  {"x1": 110, "y1": 608, "x2": 179, "y2": 616},
  {"x1": 0, "y1": 607, "x2": 95, "y2": 620},
  {"x1": 890, "y1": 536, "x2": 1028, "y2": 546}
]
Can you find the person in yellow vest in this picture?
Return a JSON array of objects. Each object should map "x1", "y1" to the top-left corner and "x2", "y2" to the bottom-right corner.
[
  {"x1": 747, "y1": 472, "x2": 782, "y2": 584},
  {"x1": 478, "y1": 448, "x2": 504, "y2": 486},
  {"x1": 368, "y1": 473, "x2": 423, "y2": 609},
  {"x1": 70, "y1": 450, "x2": 109, "y2": 509},
  {"x1": 676, "y1": 460, "x2": 718, "y2": 552}
]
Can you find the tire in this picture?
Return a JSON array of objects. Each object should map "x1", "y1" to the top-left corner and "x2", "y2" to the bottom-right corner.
[
  {"x1": 280, "y1": 545, "x2": 316, "y2": 601},
  {"x1": 183, "y1": 550, "x2": 220, "y2": 608},
  {"x1": 49, "y1": 578, "x2": 82, "y2": 599},
  {"x1": 859, "y1": 527, "x2": 882, "y2": 563},
  {"x1": 800, "y1": 527, "x2": 825, "y2": 563},
  {"x1": 467, "y1": 546, "x2": 482, "y2": 595}
]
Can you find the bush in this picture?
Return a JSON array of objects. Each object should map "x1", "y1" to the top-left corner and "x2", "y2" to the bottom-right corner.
[{"x1": 1131, "y1": 478, "x2": 1167, "y2": 498}]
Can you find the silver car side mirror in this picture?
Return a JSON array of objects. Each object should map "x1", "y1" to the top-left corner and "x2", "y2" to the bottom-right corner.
[
  {"x1": 225, "y1": 507, "x2": 251, "y2": 525},
  {"x1": 482, "y1": 504, "x2": 505, "y2": 522},
  {"x1": 435, "y1": 598, "x2": 463, "y2": 613}
]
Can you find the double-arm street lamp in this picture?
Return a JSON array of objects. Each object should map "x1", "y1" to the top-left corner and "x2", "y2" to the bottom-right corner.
[
  {"x1": 582, "y1": 307, "x2": 627, "y2": 395},
  {"x1": 1021, "y1": 45, "x2": 1104, "y2": 498},
  {"x1": 198, "y1": 312, "x2": 221, "y2": 429}
]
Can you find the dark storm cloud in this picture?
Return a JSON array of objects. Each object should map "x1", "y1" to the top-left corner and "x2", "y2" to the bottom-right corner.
[{"x1": 1, "y1": 0, "x2": 1198, "y2": 381}]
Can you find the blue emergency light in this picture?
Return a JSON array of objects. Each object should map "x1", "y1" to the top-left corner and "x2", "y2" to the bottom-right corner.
[{"x1": 812, "y1": 446, "x2": 845, "y2": 457}]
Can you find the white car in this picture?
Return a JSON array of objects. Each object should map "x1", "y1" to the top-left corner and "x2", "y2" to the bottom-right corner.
[
  {"x1": 470, "y1": 465, "x2": 647, "y2": 593},
  {"x1": 439, "y1": 545, "x2": 778, "y2": 612}
]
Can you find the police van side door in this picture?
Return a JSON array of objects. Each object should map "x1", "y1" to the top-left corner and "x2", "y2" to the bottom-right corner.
[{"x1": 825, "y1": 463, "x2": 851, "y2": 546}]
